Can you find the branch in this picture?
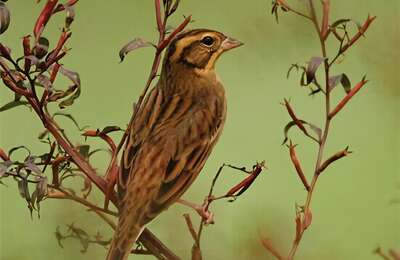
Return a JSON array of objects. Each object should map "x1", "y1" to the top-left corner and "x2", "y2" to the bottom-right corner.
[{"x1": 268, "y1": 1, "x2": 374, "y2": 259}]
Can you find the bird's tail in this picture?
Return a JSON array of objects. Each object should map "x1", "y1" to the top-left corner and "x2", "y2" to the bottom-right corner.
[{"x1": 106, "y1": 223, "x2": 144, "y2": 260}]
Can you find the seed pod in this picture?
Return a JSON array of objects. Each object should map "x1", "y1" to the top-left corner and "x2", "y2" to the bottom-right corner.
[{"x1": 0, "y1": 2, "x2": 10, "y2": 34}]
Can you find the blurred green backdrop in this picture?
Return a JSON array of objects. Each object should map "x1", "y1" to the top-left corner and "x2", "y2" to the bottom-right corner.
[{"x1": 1, "y1": 1, "x2": 399, "y2": 260}]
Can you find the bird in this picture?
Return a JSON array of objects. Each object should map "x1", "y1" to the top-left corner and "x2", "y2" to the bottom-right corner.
[{"x1": 106, "y1": 29, "x2": 243, "y2": 260}]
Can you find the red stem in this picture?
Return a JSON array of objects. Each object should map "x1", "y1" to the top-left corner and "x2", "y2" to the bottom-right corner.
[
  {"x1": 288, "y1": 142, "x2": 310, "y2": 191},
  {"x1": 33, "y1": 0, "x2": 59, "y2": 39},
  {"x1": 340, "y1": 15, "x2": 376, "y2": 53}
]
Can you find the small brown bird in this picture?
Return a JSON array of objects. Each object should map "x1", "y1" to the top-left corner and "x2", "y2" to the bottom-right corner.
[{"x1": 107, "y1": 29, "x2": 242, "y2": 260}]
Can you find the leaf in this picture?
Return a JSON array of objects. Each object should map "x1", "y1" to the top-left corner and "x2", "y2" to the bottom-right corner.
[
  {"x1": 0, "y1": 100, "x2": 30, "y2": 112},
  {"x1": 48, "y1": 85, "x2": 76, "y2": 102},
  {"x1": 308, "y1": 123, "x2": 322, "y2": 140},
  {"x1": 53, "y1": 112, "x2": 86, "y2": 131},
  {"x1": 328, "y1": 74, "x2": 342, "y2": 90},
  {"x1": 340, "y1": 74, "x2": 351, "y2": 93},
  {"x1": 283, "y1": 120, "x2": 322, "y2": 144},
  {"x1": 119, "y1": 38, "x2": 151, "y2": 62},
  {"x1": 306, "y1": 57, "x2": 325, "y2": 85},
  {"x1": 101, "y1": 126, "x2": 122, "y2": 135},
  {"x1": 24, "y1": 156, "x2": 42, "y2": 174},
  {"x1": 287, "y1": 63, "x2": 306, "y2": 79},
  {"x1": 77, "y1": 145, "x2": 90, "y2": 159},
  {"x1": 36, "y1": 74, "x2": 53, "y2": 90},
  {"x1": 35, "y1": 176, "x2": 48, "y2": 203},
  {"x1": 331, "y1": 18, "x2": 350, "y2": 28},
  {"x1": 38, "y1": 129, "x2": 49, "y2": 140},
  {"x1": 59, "y1": 65, "x2": 80, "y2": 87},
  {"x1": 14, "y1": 93, "x2": 22, "y2": 102},
  {"x1": 17, "y1": 178, "x2": 30, "y2": 200},
  {"x1": 63, "y1": 4, "x2": 75, "y2": 29},
  {"x1": 55, "y1": 226, "x2": 65, "y2": 248},
  {"x1": 169, "y1": 0, "x2": 180, "y2": 15},
  {"x1": 57, "y1": 66, "x2": 81, "y2": 108},
  {"x1": 8, "y1": 145, "x2": 31, "y2": 158},
  {"x1": 59, "y1": 86, "x2": 80, "y2": 108},
  {"x1": 329, "y1": 73, "x2": 351, "y2": 93},
  {"x1": 0, "y1": 160, "x2": 12, "y2": 177}
]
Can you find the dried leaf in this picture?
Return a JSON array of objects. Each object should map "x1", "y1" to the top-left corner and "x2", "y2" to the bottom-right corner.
[
  {"x1": 35, "y1": 176, "x2": 48, "y2": 202},
  {"x1": 0, "y1": 160, "x2": 12, "y2": 177},
  {"x1": 24, "y1": 156, "x2": 42, "y2": 174},
  {"x1": 59, "y1": 87, "x2": 80, "y2": 108},
  {"x1": 63, "y1": 4, "x2": 75, "y2": 28},
  {"x1": 282, "y1": 120, "x2": 322, "y2": 144},
  {"x1": 306, "y1": 57, "x2": 325, "y2": 85},
  {"x1": 17, "y1": 178, "x2": 30, "y2": 200},
  {"x1": 119, "y1": 38, "x2": 151, "y2": 62},
  {"x1": 37, "y1": 74, "x2": 53, "y2": 90},
  {"x1": 47, "y1": 85, "x2": 76, "y2": 102},
  {"x1": 328, "y1": 74, "x2": 342, "y2": 90},
  {"x1": 329, "y1": 74, "x2": 351, "y2": 93},
  {"x1": 53, "y1": 112, "x2": 86, "y2": 131},
  {"x1": 57, "y1": 66, "x2": 81, "y2": 108}
]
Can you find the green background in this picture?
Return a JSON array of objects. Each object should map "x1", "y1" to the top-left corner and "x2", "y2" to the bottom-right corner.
[{"x1": 1, "y1": 1, "x2": 399, "y2": 259}]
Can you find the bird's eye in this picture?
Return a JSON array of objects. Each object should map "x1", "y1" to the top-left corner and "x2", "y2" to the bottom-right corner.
[{"x1": 201, "y1": 36, "x2": 214, "y2": 46}]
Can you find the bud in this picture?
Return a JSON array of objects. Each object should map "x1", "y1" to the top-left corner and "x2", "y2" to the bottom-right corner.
[
  {"x1": 33, "y1": 37, "x2": 49, "y2": 59},
  {"x1": 0, "y1": 2, "x2": 10, "y2": 35}
]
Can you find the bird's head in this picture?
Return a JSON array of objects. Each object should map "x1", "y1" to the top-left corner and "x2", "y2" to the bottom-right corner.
[{"x1": 165, "y1": 29, "x2": 243, "y2": 71}]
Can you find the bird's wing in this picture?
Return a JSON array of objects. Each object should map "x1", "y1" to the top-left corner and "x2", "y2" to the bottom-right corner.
[{"x1": 118, "y1": 86, "x2": 225, "y2": 224}]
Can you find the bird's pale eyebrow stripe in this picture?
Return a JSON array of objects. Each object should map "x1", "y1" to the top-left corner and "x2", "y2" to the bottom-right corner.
[{"x1": 169, "y1": 35, "x2": 201, "y2": 62}]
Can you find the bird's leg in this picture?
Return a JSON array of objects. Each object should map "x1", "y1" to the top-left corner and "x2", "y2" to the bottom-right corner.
[{"x1": 177, "y1": 197, "x2": 215, "y2": 225}]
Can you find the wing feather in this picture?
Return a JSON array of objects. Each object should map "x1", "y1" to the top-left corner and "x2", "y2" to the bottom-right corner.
[{"x1": 119, "y1": 84, "x2": 226, "y2": 224}]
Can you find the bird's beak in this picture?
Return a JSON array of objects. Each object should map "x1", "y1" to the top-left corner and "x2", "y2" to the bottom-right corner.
[{"x1": 221, "y1": 37, "x2": 243, "y2": 51}]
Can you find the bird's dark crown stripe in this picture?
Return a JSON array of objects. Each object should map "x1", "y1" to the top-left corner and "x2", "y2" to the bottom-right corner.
[{"x1": 167, "y1": 29, "x2": 220, "y2": 64}]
